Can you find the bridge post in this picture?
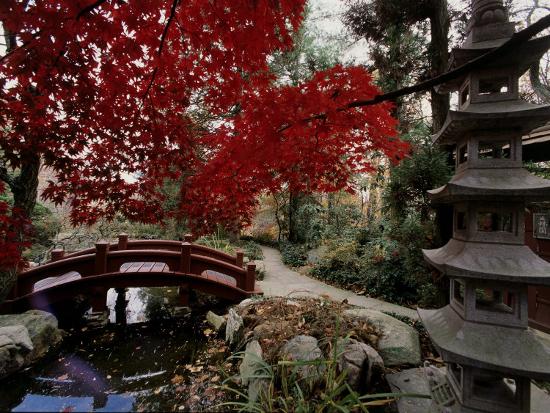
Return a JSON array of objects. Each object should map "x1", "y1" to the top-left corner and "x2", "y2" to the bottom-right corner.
[
  {"x1": 90, "y1": 242, "x2": 110, "y2": 313},
  {"x1": 184, "y1": 234, "x2": 193, "y2": 243},
  {"x1": 245, "y1": 263, "x2": 256, "y2": 292},
  {"x1": 95, "y1": 241, "x2": 110, "y2": 274},
  {"x1": 51, "y1": 249, "x2": 65, "y2": 262},
  {"x1": 180, "y1": 242, "x2": 191, "y2": 273},
  {"x1": 236, "y1": 250, "x2": 244, "y2": 268},
  {"x1": 118, "y1": 234, "x2": 128, "y2": 250}
]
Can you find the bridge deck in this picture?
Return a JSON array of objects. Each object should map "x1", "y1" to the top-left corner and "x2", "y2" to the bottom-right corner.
[{"x1": 120, "y1": 262, "x2": 170, "y2": 273}]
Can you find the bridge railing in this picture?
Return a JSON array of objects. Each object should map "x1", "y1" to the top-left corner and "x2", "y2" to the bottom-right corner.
[
  {"x1": 59, "y1": 234, "x2": 244, "y2": 268},
  {"x1": 11, "y1": 235, "x2": 255, "y2": 298}
]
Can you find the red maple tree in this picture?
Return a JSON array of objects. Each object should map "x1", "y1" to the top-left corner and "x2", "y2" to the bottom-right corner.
[{"x1": 0, "y1": 0, "x2": 407, "y2": 270}]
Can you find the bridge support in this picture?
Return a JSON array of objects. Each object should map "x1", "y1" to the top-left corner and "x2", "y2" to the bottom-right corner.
[
  {"x1": 89, "y1": 288, "x2": 108, "y2": 312},
  {"x1": 115, "y1": 287, "x2": 127, "y2": 325},
  {"x1": 178, "y1": 284, "x2": 190, "y2": 306}
]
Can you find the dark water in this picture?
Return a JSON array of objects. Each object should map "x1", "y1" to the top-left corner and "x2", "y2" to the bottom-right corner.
[{"x1": 0, "y1": 288, "x2": 228, "y2": 412}]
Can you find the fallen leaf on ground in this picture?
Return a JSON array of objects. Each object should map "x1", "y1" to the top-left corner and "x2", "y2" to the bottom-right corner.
[{"x1": 171, "y1": 375, "x2": 184, "y2": 384}]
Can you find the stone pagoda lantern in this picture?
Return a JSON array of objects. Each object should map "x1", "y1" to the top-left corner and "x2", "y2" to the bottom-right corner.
[{"x1": 419, "y1": 0, "x2": 550, "y2": 412}]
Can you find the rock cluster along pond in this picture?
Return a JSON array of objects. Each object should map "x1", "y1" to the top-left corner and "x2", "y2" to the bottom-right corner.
[
  {"x1": 206, "y1": 297, "x2": 422, "y2": 402},
  {"x1": 0, "y1": 310, "x2": 64, "y2": 379}
]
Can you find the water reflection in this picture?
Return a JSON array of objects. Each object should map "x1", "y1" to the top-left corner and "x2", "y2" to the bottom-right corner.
[
  {"x1": 0, "y1": 287, "x2": 218, "y2": 412},
  {"x1": 13, "y1": 394, "x2": 135, "y2": 412},
  {"x1": 106, "y1": 287, "x2": 182, "y2": 324}
]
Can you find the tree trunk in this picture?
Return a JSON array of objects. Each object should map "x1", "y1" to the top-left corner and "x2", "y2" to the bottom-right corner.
[
  {"x1": 429, "y1": 0, "x2": 450, "y2": 132},
  {"x1": 288, "y1": 192, "x2": 300, "y2": 243},
  {"x1": 12, "y1": 154, "x2": 41, "y2": 218},
  {"x1": 0, "y1": 29, "x2": 42, "y2": 303}
]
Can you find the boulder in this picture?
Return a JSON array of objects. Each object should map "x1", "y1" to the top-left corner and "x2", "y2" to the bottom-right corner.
[
  {"x1": 279, "y1": 335, "x2": 324, "y2": 383},
  {"x1": 0, "y1": 325, "x2": 34, "y2": 377},
  {"x1": 206, "y1": 311, "x2": 226, "y2": 333},
  {"x1": 337, "y1": 338, "x2": 384, "y2": 391},
  {"x1": 344, "y1": 309, "x2": 421, "y2": 367},
  {"x1": 239, "y1": 340, "x2": 268, "y2": 403},
  {"x1": 0, "y1": 310, "x2": 64, "y2": 362},
  {"x1": 252, "y1": 322, "x2": 275, "y2": 340},
  {"x1": 0, "y1": 310, "x2": 64, "y2": 378},
  {"x1": 225, "y1": 309, "x2": 244, "y2": 347}
]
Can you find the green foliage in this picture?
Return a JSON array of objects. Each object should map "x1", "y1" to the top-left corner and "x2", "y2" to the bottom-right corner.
[
  {"x1": 0, "y1": 192, "x2": 63, "y2": 262},
  {"x1": 279, "y1": 242, "x2": 308, "y2": 267},
  {"x1": 525, "y1": 161, "x2": 550, "y2": 179},
  {"x1": 383, "y1": 124, "x2": 452, "y2": 222},
  {"x1": 311, "y1": 214, "x2": 444, "y2": 307},
  {"x1": 196, "y1": 233, "x2": 264, "y2": 261},
  {"x1": 323, "y1": 198, "x2": 364, "y2": 241},
  {"x1": 219, "y1": 337, "x2": 428, "y2": 412},
  {"x1": 294, "y1": 202, "x2": 325, "y2": 247}
]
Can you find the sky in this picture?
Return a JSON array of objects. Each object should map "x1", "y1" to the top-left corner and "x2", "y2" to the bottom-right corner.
[{"x1": 308, "y1": 0, "x2": 550, "y2": 63}]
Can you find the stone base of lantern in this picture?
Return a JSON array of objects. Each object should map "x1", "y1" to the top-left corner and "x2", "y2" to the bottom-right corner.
[
  {"x1": 446, "y1": 363, "x2": 530, "y2": 412},
  {"x1": 387, "y1": 365, "x2": 550, "y2": 413}
]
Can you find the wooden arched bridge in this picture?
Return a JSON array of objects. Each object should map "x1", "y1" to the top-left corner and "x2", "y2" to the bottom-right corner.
[{"x1": 0, "y1": 234, "x2": 261, "y2": 314}]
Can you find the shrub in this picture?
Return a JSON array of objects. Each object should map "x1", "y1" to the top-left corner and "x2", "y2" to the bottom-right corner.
[
  {"x1": 279, "y1": 242, "x2": 308, "y2": 267},
  {"x1": 196, "y1": 234, "x2": 264, "y2": 261},
  {"x1": 310, "y1": 241, "x2": 362, "y2": 286},
  {"x1": 310, "y1": 214, "x2": 445, "y2": 307}
]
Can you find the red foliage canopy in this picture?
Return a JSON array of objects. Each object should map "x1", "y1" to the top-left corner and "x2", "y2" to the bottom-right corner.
[{"x1": 0, "y1": 0, "x2": 407, "y2": 248}]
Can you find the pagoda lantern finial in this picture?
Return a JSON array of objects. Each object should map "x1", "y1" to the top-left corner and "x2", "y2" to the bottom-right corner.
[
  {"x1": 466, "y1": 0, "x2": 514, "y2": 45},
  {"x1": 471, "y1": 0, "x2": 507, "y2": 22}
]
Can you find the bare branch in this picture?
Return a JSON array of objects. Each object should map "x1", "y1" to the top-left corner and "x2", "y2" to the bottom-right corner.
[{"x1": 142, "y1": 0, "x2": 179, "y2": 99}]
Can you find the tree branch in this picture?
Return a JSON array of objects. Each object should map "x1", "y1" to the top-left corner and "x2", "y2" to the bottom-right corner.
[
  {"x1": 1, "y1": 0, "x2": 110, "y2": 64},
  {"x1": 346, "y1": 13, "x2": 550, "y2": 110},
  {"x1": 76, "y1": 0, "x2": 109, "y2": 20},
  {"x1": 142, "y1": 0, "x2": 179, "y2": 99},
  {"x1": 278, "y1": 14, "x2": 550, "y2": 133},
  {"x1": 0, "y1": 161, "x2": 15, "y2": 190}
]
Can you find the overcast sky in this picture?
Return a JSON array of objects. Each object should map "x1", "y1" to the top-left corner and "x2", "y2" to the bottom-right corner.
[{"x1": 309, "y1": 0, "x2": 550, "y2": 63}]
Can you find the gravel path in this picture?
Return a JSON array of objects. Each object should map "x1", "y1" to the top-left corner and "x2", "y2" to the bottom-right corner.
[{"x1": 257, "y1": 246, "x2": 419, "y2": 320}]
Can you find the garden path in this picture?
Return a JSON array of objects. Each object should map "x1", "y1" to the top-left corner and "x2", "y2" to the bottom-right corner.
[{"x1": 258, "y1": 246, "x2": 419, "y2": 320}]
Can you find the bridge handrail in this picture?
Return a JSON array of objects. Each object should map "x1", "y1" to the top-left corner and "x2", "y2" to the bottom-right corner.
[
  {"x1": 57, "y1": 234, "x2": 244, "y2": 267},
  {"x1": 13, "y1": 235, "x2": 254, "y2": 298}
]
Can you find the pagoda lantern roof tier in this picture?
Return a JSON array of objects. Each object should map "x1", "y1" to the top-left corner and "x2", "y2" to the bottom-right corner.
[
  {"x1": 428, "y1": 168, "x2": 550, "y2": 203},
  {"x1": 433, "y1": 101, "x2": 550, "y2": 145},
  {"x1": 436, "y1": 36, "x2": 550, "y2": 94},
  {"x1": 423, "y1": 239, "x2": 550, "y2": 286},
  {"x1": 418, "y1": 305, "x2": 550, "y2": 380}
]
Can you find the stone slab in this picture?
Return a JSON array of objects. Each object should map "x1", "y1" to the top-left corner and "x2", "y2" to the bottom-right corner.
[{"x1": 386, "y1": 368, "x2": 433, "y2": 413}]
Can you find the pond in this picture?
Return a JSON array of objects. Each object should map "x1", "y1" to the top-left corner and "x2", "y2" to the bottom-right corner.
[{"x1": 0, "y1": 288, "x2": 230, "y2": 412}]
